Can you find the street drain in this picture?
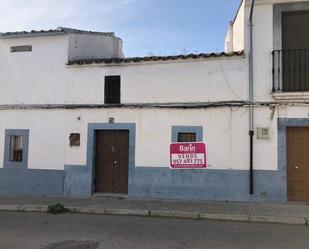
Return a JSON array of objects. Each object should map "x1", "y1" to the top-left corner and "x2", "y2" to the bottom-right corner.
[{"x1": 42, "y1": 240, "x2": 100, "y2": 249}]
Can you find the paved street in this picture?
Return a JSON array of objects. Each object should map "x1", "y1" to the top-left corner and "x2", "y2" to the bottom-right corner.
[{"x1": 0, "y1": 212, "x2": 308, "y2": 249}]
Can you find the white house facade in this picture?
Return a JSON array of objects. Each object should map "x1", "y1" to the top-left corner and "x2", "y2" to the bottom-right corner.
[{"x1": 1, "y1": 0, "x2": 309, "y2": 202}]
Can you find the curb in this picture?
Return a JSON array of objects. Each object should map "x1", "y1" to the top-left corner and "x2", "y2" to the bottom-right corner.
[
  {"x1": 0, "y1": 205, "x2": 307, "y2": 225},
  {"x1": 200, "y1": 213, "x2": 249, "y2": 222},
  {"x1": 0, "y1": 205, "x2": 20, "y2": 211},
  {"x1": 150, "y1": 210, "x2": 200, "y2": 219},
  {"x1": 105, "y1": 208, "x2": 149, "y2": 217},
  {"x1": 20, "y1": 205, "x2": 48, "y2": 212},
  {"x1": 68, "y1": 207, "x2": 106, "y2": 214},
  {"x1": 248, "y1": 215, "x2": 306, "y2": 225},
  {"x1": 67, "y1": 207, "x2": 149, "y2": 217}
]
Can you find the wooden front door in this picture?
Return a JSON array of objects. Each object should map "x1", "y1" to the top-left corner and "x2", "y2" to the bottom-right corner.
[
  {"x1": 95, "y1": 130, "x2": 129, "y2": 194},
  {"x1": 287, "y1": 127, "x2": 309, "y2": 201}
]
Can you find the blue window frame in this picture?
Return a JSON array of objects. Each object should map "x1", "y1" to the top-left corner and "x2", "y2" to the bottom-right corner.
[
  {"x1": 171, "y1": 126, "x2": 203, "y2": 143},
  {"x1": 4, "y1": 129, "x2": 29, "y2": 168}
]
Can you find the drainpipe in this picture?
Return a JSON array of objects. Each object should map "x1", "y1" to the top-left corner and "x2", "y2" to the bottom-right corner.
[{"x1": 248, "y1": 0, "x2": 255, "y2": 195}]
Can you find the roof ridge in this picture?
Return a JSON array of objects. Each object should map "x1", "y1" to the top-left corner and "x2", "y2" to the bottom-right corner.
[
  {"x1": 57, "y1": 27, "x2": 114, "y2": 36},
  {"x1": 0, "y1": 27, "x2": 115, "y2": 38},
  {"x1": 67, "y1": 51, "x2": 245, "y2": 65}
]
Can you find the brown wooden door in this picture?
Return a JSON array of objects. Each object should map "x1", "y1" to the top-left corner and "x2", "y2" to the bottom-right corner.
[
  {"x1": 95, "y1": 130, "x2": 129, "y2": 194},
  {"x1": 287, "y1": 127, "x2": 309, "y2": 201}
]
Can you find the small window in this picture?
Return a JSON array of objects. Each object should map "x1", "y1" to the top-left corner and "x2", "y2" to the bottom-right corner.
[
  {"x1": 178, "y1": 133, "x2": 197, "y2": 142},
  {"x1": 9, "y1": 136, "x2": 23, "y2": 162},
  {"x1": 172, "y1": 126, "x2": 203, "y2": 143},
  {"x1": 10, "y1": 45, "x2": 32, "y2": 53},
  {"x1": 104, "y1": 76, "x2": 121, "y2": 104}
]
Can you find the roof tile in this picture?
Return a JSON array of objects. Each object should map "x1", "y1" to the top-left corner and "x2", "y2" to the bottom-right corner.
[{"x1": 67, "y1": 51, "x2": 244, "y2": 65}]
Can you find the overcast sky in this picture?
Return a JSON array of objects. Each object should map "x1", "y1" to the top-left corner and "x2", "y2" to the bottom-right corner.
[{"x1": 0, "y1": 0, "x2": 240, "y2": 57}]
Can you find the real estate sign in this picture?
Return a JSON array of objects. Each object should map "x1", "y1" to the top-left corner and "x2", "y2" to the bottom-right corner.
[{"x1": 170, "y1": 142, "x2": 207, "y2": 169}]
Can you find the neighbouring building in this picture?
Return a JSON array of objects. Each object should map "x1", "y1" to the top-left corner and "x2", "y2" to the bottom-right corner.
[{"x1": 1, "y1": 0, "x2": 309, "y2": 203}]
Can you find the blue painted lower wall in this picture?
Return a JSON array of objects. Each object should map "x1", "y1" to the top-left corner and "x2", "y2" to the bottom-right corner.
[
  {"x1": 64, "y1": 165, "x2": 92, "y2": 196},
  {"x1": 129, "y1": 167, "x2": 287, "y2": 203},
  {"x1": 0, "y1": 167, "x2": 63, "y2": 196},
  {"x1": 0, "y1": 165, "x2": 286, "y2": 202}
]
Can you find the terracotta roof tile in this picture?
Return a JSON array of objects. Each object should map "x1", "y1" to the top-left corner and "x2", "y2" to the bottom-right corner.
[{"x1": 67, "y1": 51, "x2": 244, "y2": 65}]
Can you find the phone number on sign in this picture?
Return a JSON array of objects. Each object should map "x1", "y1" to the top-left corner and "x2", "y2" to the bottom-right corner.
[{"x1": 171, "y1": 153, "x2": 205, "y2": 165}]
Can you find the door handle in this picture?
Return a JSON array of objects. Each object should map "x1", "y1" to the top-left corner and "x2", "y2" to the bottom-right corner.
[
  {"x1": 113, "y1": 160, "x2": 117, "y2": 165},
  {"x1": 294, "y1": 166, "x2": 299, "y2": 169}
]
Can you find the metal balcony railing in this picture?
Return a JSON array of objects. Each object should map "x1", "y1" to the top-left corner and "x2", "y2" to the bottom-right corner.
[{"x1": 272, "y1": 49, "x2": 309, "y2": 92}]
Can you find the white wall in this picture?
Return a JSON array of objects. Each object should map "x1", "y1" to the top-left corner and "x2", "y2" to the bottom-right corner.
[
  {"x1": 0, "y1": 32, "x2": 248, "y2": 172},
  {"x1": 0, "y1": 110, "x2": 66, "y2": 170},
  {"x1": 67, "y1": 57, "x2": 246, "y2": 104},
  {"x1": 0, "y1": 34, "x2": 246, "y2": 104},
  {"x1": 0, "y1": 35, "x2": 69, "y2": 104},
  {"x1": 1, "y1": 0, "x2": 309, "y2": 174},
  {"x1": 225, "y1": 0, "x2": 245, "y2": 53},
  {"x1": 68, "y1": 33, "x2": 123, "y2": 60},
  {"x1": 233, "y1": 1, "x2": 245, "y2": 52},
  {"x1": 244, "y1": 2, "x2": 274, "y2": 102},
  {"x1": 0, "y1": 107, "x2": 277, "y2": 171},
  {"x1": 242, "y1": 0, "x2": 309, "y2": 174}
]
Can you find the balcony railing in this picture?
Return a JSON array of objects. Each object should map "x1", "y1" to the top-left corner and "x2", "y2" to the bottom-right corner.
[{"x1": 272, "y1": 49, "x2": 309, "y2": 92}]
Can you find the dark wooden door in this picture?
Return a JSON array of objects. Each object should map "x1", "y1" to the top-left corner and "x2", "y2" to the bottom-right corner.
[
  {"x1": 95, "y1": 130, "x2": 129, "y2": 194},
  {"x1": 287, "y1": 127, "x2": 309, "y2": 201},
  {"x1": 282, "y1": 11, "x2": 309, "y2": 91}
]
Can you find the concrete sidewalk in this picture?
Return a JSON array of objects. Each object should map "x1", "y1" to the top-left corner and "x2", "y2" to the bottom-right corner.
[{"x1": 0, "y1": 196, "x2": 309, "y2": 225}]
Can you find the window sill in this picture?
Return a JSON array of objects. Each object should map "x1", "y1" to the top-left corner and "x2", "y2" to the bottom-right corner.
[{"x1": 272, "y1": 91, "x2": 309, "y2": 101}]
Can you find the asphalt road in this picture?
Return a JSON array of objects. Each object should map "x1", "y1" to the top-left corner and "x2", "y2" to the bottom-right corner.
[{"x1": 0, "y1": 212, "x2": 308, "y2": 249}]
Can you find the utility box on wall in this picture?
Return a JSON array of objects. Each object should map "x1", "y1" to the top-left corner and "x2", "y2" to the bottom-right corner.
[{"x1": 256, "y1": 127, "x2": 270, "y2": 140}]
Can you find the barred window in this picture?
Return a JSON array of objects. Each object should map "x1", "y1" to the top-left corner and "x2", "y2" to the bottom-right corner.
[
  {"x1": 104, "y1": 76, "x2": 121, "y2": 104},
  {"x1": 9, "y1": 136, "x2": 23, "y2": 162},
  {"x1": 177, "y1": 133, "x2": 197, "y2": 143}
]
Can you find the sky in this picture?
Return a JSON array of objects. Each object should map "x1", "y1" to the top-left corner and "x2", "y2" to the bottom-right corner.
[{"x1": 0, "y1": 0, "x2": 240, "y2": 57}]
